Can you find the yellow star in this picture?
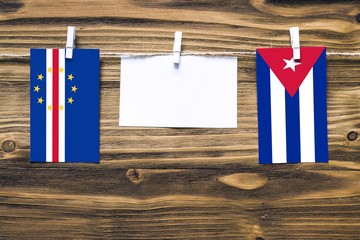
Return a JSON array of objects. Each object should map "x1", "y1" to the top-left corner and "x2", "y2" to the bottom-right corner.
[
  {"x1": 68, "y1": 97, "x2": 74, "y2": 104},
  {"x1": 71, "y1": 85, "x2": 77, "y2": 92},
  {"x1": 37, "y1": 97, "x2": 44, "y2": 104},
  {"x1": 47, "y1": 104, "x2": 52, "y2": 111},
  {"x1": 37, "y1": 74, "x2": 44, "y2": 80},
  {"x1": 68, "y1": 74, "x2": 74, "y2": 81},
  {"x1": 59, "y1": 105, "x2": 64, "y2": 111},
  {"x1": 34, "y1": 85, "x2": 40, "y2": 92},
  {"x1": 59, "y1": 67, "x2": 64, "y2": 73},
  {"x1": 47, "y1": 67, "x2": 52, "y2": 73}
]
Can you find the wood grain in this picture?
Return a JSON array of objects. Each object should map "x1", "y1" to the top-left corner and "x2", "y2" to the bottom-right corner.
[{"x1": 0, "y1": 0, "x2": 359, "y2": 239}]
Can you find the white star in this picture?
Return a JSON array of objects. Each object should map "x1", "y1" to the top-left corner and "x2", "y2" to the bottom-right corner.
[{"x1": 283, "y1": 58, "x2": 301, "y2": 72}]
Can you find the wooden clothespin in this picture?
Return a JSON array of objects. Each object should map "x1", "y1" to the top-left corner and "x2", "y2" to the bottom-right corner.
[
  {"x1": 173, "y1": 31, "x2": 182, "y2": 64},
  {"x1": 66, "y1": 26, "x2": 76, "y2": 59},
  {"x1": 290, "y1": 27, "x2": 300, "y2": 60}
]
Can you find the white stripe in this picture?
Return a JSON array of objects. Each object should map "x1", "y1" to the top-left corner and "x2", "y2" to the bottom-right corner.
[
  {"x1": 46, "y1": 49, "x2": 53, "y2": 163},
  {"x1": 270, "y1": 70, "x2": 287, "y2": 164},
  {"x1": 299, "y1": 68, "x2": 316, "y2": 162},
  {"x1": 58, "y1": 49, "x2": 66, "y2": 162}
]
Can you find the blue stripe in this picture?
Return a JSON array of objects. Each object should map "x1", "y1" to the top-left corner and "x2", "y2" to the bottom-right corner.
[
  {"x1": 65, "y1": 49, "x2": 100, "y2": 163},
  {"x1": 285, "y1": 90, "x2": 301, "y2": 163},
  {"x1": 256, "y1": 52, "x2": 272, "y2": 164},
  {"x1": 313, "y1": 49, "x2": 328, "y2": 162},
  {"x1": 30, "y1": 49, "x2": 47, "y2": 162}
]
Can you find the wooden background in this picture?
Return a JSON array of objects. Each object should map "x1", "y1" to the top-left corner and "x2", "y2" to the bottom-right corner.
[{"x1": 0, "y1": 0, "x2": 360, "y2": 239}]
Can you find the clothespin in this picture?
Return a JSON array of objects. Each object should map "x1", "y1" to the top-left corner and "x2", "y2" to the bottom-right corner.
[
  {"x1": 66, "y1": 26, "x2": 76, "y2": 59},
  {"x1": 173, "y1": 31, "x2": 182, "y2": 64},
  {"x1": 290, "y1": 27, "x2": 300, "y2": 60}
]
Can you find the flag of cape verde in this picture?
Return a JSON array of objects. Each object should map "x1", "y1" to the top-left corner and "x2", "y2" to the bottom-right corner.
[
  {"x1": 256, "y1": 47, "x2": 328, "y2": 164},
  {"x1": 30, "y1": 49, "x2": 100, "y2": 163}
]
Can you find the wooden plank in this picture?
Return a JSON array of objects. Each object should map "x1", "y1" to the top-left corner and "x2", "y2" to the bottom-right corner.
[
  {"x1": 0, "y1": 1, "x2": 359, "y2": 54},
  {"x1": 0, "y1": 165, "x2": 359, "y2": 239},
  {"x1": 0, "y1": 0, "x2": 359, "y2": 239}
]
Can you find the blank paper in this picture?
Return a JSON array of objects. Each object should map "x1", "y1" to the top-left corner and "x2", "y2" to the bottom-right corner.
[{"x1": 119, "y1": 55, "x2": 237, "y2": 128}]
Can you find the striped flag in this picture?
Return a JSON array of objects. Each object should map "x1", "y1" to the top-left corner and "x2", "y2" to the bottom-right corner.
[
  {"x1": 30, "y1": 49, "x2": 100, "y2": 163},
  {"x1": 256, "y1": 47, "x2": 328, "y2": 164}
]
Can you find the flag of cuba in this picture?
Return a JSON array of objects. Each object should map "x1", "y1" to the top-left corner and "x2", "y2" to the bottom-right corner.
[
  {"x1": 256, "y1": 47, "x2": 328, "y2": 164},
  {"x1": 30, "y1": 49, "x2": 100, "y2": 163}
]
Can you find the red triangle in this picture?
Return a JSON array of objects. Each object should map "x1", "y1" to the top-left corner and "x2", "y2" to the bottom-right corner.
[{"x1": 258, "y1": 47, "x2": 325, "y2": 97}]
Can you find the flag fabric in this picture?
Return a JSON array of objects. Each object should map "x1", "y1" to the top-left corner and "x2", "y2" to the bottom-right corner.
[
  {"x1": 256, "y1": 47, "x2": 328, "y2": 164},
  {"x1": 30, "y1": 49, "x2": 100, "y2": 163}
]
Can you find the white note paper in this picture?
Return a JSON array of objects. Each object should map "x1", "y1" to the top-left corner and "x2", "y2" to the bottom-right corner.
[{"x1": 119, "y1": 56, "x2": 237, "y2": 128}]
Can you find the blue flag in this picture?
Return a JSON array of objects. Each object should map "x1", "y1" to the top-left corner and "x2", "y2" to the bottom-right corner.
[
  {"x1": 30, "y1": 49, "x2": 100, "y2": 163},
  {"x1": 256, "y1": 47, "x2": 328, "y2": 164}
]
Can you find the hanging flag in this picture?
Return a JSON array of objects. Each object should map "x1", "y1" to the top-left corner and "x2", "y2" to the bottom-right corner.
[
  {"x1": 256, "y1": 47, "x2": 328, "y2": 164},
  {"x1": 30, "y1": 49, "x2": 100, "y2": 163}
]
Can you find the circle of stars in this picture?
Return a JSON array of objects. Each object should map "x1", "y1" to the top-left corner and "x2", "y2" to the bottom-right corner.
[{"x1": 34, "y1": 68, "x2": 78, "y2": 110}]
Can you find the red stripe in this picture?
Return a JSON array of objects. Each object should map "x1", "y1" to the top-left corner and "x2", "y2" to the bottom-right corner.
[{"x1": 52, "y1": 49, "x2": 59, "y2": 163}]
